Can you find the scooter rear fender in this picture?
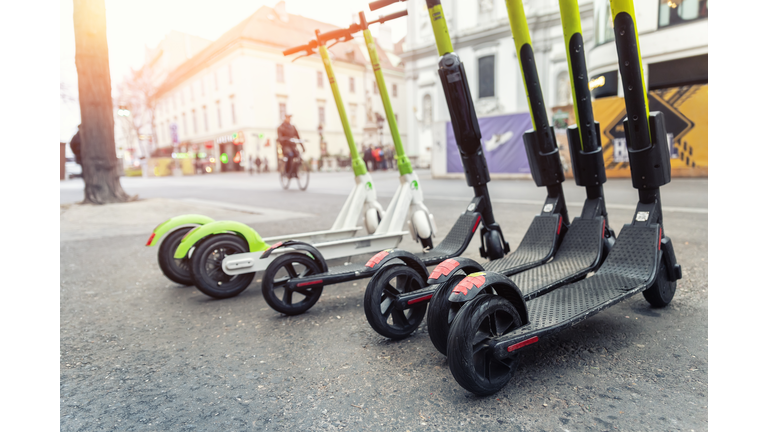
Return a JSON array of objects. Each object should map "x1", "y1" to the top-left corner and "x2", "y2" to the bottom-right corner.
[
  {"x1": 426, "y1": 257, "x2": 485, "y2": 285},
  {"x1": 173, "y1": 220, "x2": 268, "y2": 259},
  {"x1": 364, "y1": 249, "x2": 429, "y2": 281},
  {"x1": 146, "y1": 214, "x2": 215, "y2": 247},
  {"x1": 448, "y1": 271, "x2": 529, "y2": 324}
]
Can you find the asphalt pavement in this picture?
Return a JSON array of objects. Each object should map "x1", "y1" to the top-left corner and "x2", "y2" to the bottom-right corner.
[{"x1": 60, "y1": 169, "x2": 708, "y2": 431}]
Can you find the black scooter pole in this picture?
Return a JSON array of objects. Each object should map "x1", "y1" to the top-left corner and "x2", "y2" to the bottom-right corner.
[{"x1": 423, "y1": 0, "x2": 509, "y2": 259}]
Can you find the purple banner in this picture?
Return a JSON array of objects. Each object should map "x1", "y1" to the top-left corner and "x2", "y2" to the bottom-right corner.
[{"x1": 446, "y1": 113, "x2": 532, "y2": 174}]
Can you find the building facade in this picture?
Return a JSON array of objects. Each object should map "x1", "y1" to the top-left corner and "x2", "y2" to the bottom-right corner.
[
  {"x1": 400, "y1": 0, "x2": 707, "y2": 177},
  {"x1": 152, "y1": 2, "x2": 407, "y2": 174}
]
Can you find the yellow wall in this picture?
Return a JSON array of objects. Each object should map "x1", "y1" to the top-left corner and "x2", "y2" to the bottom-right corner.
[{"x1": 592, "y1": 84, "x2": 708, "y2": 177}]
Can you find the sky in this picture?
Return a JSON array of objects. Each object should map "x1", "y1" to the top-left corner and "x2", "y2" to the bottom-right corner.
[{"x1": 60, "y1": 0, "x2": 408, "y2": 142}]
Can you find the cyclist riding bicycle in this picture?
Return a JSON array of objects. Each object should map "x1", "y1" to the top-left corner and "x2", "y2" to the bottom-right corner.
[{"x1": 277, "y1": 114, "x2": 305, "y2": 177}]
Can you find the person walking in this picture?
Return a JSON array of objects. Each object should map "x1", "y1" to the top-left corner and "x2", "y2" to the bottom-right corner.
[{"x1": 255, "y1": 156, "x2": 262, "y2": 174}]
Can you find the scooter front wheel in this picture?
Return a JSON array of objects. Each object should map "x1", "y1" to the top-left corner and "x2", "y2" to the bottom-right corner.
[
  {"x1": 447, "y1": 294, "x2": 523, "y2": 396},
  {"x1": 642, "y1": 256, "x2": 676, "y2": 308},
  {"x1": 262, "y1": 253, "x2": 323, "y2": 315},
  {"x1": 190, "y1": 234, "x2": 255, "y2": 299},
  {"x1": 364, "y1": 265, "x2": 428, "y2": 339},
  {"x1": 157, "y1": 227, "x2": 195, "y2": 285},
  {"x1": 426, "y1": 274, "x2": 465, "y2": 355}
]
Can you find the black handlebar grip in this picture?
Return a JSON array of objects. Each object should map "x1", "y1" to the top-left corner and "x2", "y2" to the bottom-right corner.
[
  {"x1": 283, "y1": 44, "x2": 308, "y2": 56},
  {"x1": 317, "y1": 27, "x2": 352, "y2": 44},
  {"x1": 373, "y1": 9, "x2": 408, "y2": 24},
  {"x1": 369, "y1": 0, "x2": 403, "y2": 12}
]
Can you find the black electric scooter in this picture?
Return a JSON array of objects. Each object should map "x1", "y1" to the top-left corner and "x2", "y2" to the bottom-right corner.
[
  {"x1": 259, "y1": 9, "x2": 508, "y2": 316},
  {"x1": 363, "y1": 0, "x2": 594, "y2": 343},
  {"x1": 444, "y1": 0, "x2": 683, "y2": 396}
]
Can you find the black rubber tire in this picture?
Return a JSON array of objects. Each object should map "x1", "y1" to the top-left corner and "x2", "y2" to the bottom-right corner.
[
  {"x1": 419, "y1": 236, "x2": 434, "y2": 250},
  {"x1": 190, "y1": 234, "x2": 255, "y2": 299},
  {"x1": 262, "y1": 253, "x2": 324, "y2": 315},
  {"x1": 280, "y1": 169, "x2": 290, "y2": 190},
  {"x1": 483, "y1": 229, "x2": 505, "y2": 260},
  {"x1": 643, "y1": 256, "x2": 676, "y2": 308},
  {"x1": 364, "y1": 265, "x2": 428, "y2": 340},
  {"x1": 447, "y1": 294, "x2": 523, "y2": 396},
  {"x1": 297, "y1": 160, "x2": 310, "y2": 191},
  {"x1": 157, "y1": 227, "x2": 195, "y2": 285},
  {"x1": 427, "y1": 274, "x2": 465, "y2": 355}
]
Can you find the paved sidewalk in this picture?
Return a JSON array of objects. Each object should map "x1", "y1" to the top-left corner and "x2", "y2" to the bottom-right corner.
[{"x1": 60, "y1": 198, "x2": 311, "y2": 242}]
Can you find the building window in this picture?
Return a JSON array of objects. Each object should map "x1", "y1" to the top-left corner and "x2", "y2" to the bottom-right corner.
[
  {"x1": 659, "y1": 0, "x2": 708, "y2": 28},
  {"x1": 230, "y1": 96, "x2": 237, "y2": 125},
  {"x1": 203, "y1": 106, "x2": 208, "y2": 132},
  {"x1": 317, "y1": 71, "x2": 324, "y2": 88},
  {"x1": 478, "y1": 55, "x2": 495, "y2": 98},
  {"x1": 182, "y1": 113, "x2": 187, "y2": 136},
  {"x1": 422, "y1": 94, "x2": 432, "y2": 126},
  {"x1": 373, "y1": 81, "x2": 379, "y2": 95},
  {"x1": 318, "y1": 106, "x2": 325, "y2": 124},
  {"x1": 392, "y1": 84, "x2": 398, "y2": 97},
  {"x1": 216, "y1": 101, "x2": 222, "y2": 128},
  {"x1": 349, "y1": 77, "x2": 355, "y2": 93},
  {"x1": 349, "y1": 103, "x2": 357, "y2": 127},
  {"x1": 594, "y1": 0, "x2": 615, "y2": 46},
  {"x1": 277, "y1": 64, "x2": 285, "y2": 83},
  {"x1": 228, "y1": 64, "x2": 233, "y2": 84},
  {"x1": 172, "y1": 94, "x2": 177, "y2": 110},
  {"x1": 192, "y1": 109, "x2": 197, "y2": 133},
  {"x1": 180, "y1": 90, "x2": 185, "y2": 105},
  {"x1": 214, "y1": 71, "x2": 218, "y2": 90},
  {"x1": 200, "y1": 79, "x2": 205, "y2": 96},
  {"x1": 279, "y1": 102, "x2": 287, "y2": 121}
]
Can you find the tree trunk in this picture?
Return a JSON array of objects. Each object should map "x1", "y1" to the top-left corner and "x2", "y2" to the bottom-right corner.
[{"x1": 73, "y1": 0, "x2": 135, "y2": 204}]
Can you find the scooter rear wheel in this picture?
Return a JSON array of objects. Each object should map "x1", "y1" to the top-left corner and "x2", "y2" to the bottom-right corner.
[
  {"x1": 262, "y1": 253, "x2": 323, "y2": 315},
  {"x1": 447, "y1": 294, "x2": 523, "y2": 396},
  {"x1": 642, "y1": 256, "x2": 676, "y2": 308},
  {"x1": 157, "y1": 227, "x2": 194, "y2": 285},
  {"x1": 364, "y1": 265, "x2": 428, "y2": 339},
  {"x1": 426, "y1": 274, "x2": 465, "y2": 355},
  {"x1": 191, "y1": 234, "x2": 255, "y2": 299}
]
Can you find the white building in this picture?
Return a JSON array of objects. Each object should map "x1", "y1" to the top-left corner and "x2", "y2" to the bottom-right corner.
[
  {"x1": 114, "y1": 31, "x2": 212, "y2": 169},
  {"x1": 398, "y1": 0, "x2": 707, "y2": 176},
  {"x1": 152, "y1": 1, "x2": 408, "y2": 173}
]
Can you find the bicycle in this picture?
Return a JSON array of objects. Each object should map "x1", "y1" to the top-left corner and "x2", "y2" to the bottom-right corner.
[{"x1": 279, "y1": 138, "x2": 309, "y2": 191}]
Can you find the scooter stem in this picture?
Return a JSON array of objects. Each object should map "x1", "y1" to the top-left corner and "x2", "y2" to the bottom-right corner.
[
  {"x1": 316, "y1": 34, "x2": 368, "y2": 177},
  {"x1": 360, "y1": 16, "x2": 412, "y2": 176}
]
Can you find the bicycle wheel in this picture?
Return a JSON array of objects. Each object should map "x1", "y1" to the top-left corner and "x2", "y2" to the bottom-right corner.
[
  {"x1": 297, "y1": 160, "x2": 310, "y2": 191},
  {"x1": 279, "y1": 168, "x2": 291, "y2": 190}
]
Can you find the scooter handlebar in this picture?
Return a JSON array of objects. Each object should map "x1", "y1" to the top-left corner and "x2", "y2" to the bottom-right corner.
[
  {"x1": 316, "y1": 27, "x2": 356, "y2": 44},
  {"x1": 370, "y1": 9, "x2": 408, "y2": 25},
  {"x1": 369, "y1": 0, "x2": 405, "y2": 12},
  {"x1": 283, "y1": 40, "x2": 317, "y2": 56}
]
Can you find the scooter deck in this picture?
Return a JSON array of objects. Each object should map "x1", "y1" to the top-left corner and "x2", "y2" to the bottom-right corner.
[
  {"x1": 509, "y1": 217, "x2": 604, "y2": 301},
  {"x1": 483, "y1": 214, "x2": 561, "y2": 275},
  {"x1": 496, "y1": 224, "x2": 660, "y2": 350},
  {"x1": 293, "y1": 211, "x2": 483, "y2": 286}
]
